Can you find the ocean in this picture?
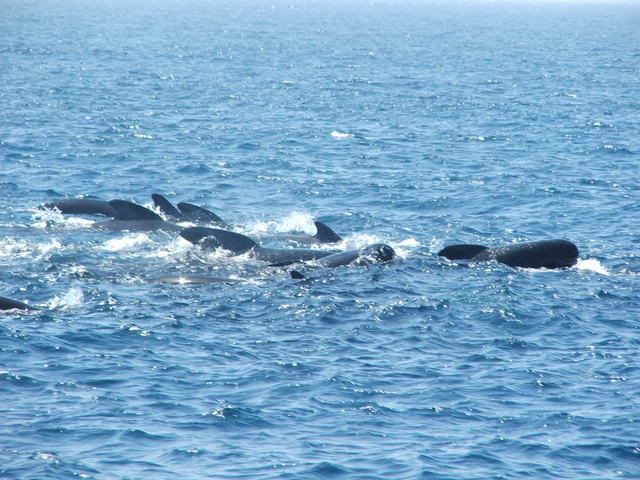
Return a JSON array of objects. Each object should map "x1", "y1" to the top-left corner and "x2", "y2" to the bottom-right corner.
[{"x1": 1, "y1": 1, "x2": 639, "y2": 478}]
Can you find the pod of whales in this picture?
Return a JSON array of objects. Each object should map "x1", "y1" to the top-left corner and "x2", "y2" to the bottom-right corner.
[
  {"x1": 181, "y1": 227, "x2": 395, "y2": 268},
  {"x1": 30, "y1": 191, "x2": 582, "y2": 313},
  {"x1": 438, "y1": 239, "x2": 579, "y2": 269},
  {"x1": 149, "y1": 274, "x2": 242, "y2": 285}
]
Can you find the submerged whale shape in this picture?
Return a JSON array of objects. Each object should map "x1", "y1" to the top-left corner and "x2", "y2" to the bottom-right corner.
[
  {"x1": 288, "y1": 244, "x2": 396, "y2": 280},
  {"x1": 0, "y1": 295, "x2": 35, "y2": 311},
  {"x1": 41, "y1": 198, "x2": 116, "y2": 217},
  {"x1": 93, "y1": 200, "x2": 182, "y2": 232},
  {"x1": 152, "y1": 193, "x2": 228, "y2": 227},
  {"x1": 149, "y1": 274, "x2": 241, "y2": 285},
  {"x1": 180, "y1": 227, "x2": 338, "y2": 264},
  {"x1": 438, "y1": 239, "x2": 579, "y2": 269}
]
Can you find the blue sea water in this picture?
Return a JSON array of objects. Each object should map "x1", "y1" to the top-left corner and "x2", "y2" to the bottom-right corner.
[{"x1": 1, "y1": 0, "x2": 640, "y2": 478}]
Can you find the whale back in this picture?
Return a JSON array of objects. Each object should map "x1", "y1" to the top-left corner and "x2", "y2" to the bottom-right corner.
[
  {"x1": 109, "y1": 200, "x2": 163, "y2": 221},
  {"x1": 177, "y1": 202, "x2": 227, "y2": 226},
  {"x1": 152, "y1": 193, "x2": 181, "y2": 219}
]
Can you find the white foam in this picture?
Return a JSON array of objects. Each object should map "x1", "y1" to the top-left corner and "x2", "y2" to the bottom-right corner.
[
  {"x1": 48, "y1": 287, "x2": 84, "y2": 311},
  {"x1": 144, "y1": 237, "x2": 193, "y2": 261},
  {"x1": 576, "y1": 258, "x2": 609, "y2": 276},
  {"x1": 330, "y1": 130, "x2": 354, "y2": 139},
  {"x1": 31, "y1": 208, "x2": 94, "y2": 230},
  {"x1": 391, "y1": 238, "x2": 420, "y2": 259},
  {"x1": 98, "y1": 233, "x2": 150, "y2": 252},
  {"x1": 242, "y1": 212, "x2": 316, "y2": 236},
  {"x1": 0, "y1": 237, "x2": 63, "y2": 260}
]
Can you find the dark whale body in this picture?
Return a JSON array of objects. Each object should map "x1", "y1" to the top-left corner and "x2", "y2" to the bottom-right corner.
[
  {"x1": 152, "y1": 194, "x2": 340, "y2": 244},
  {"x1": 180, "y1": 227, "x2": 339, "y2": 264},
  {"x1": 42, "y1": 198, "x2": 116, "y2": 217},
  {"x1": 93, "y1": 200, "x2": 182, "y2": 232},
  {"x1": 0, "y1": 295, "x2": 35, "y2": 311},
  {"x1": 259, "y1": 221, "x2": 342, "y2": 245},
  {"x1": 438, "y1": 239, "x2": 579, "y2": 269}
]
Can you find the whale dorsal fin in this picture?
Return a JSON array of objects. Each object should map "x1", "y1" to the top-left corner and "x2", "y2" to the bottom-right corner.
[
  {"x1": 180, "y1": 227, "x2": 257, "y2": 255},
  {"x1": 152, "y1": 193, "x2": 181, "y2": 219},
  {"x1": 438, "y1": 244, "x2": 488, "y2": 260},
  {"x1": 177, "y1": 202, "x2": 227, "y2": 226},
  {"x1": 109, "y1": 200, "x2": 163, "y2": 221},
  {"x1": 290, "y1": 271, "x2": 307, "y2": 280},
  {"x1": 313, "y1": 221, "x2": 342, "y2": 243},
  {"x1": 0, "y1": 295, "x2": 34, "y2": 311}
]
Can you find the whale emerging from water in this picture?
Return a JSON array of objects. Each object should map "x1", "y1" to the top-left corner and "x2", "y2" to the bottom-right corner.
[
  {"x1": 41, "y1": 198, "x2": 117, "y2": 217},
  {"x1": 151, "y1": 193, "x2": 228, "y2": 227},
  {"x1": 0, "y1": 295, "x2": 35, "y2": 311},
  {"x1": 180, "y1": 227, "x2": 338, "y2": 264},
  {"x1": 438, "y1": 239, "x2": 579, "y2": 269},
  {"x1": 92, "y1": 200, "x2": 182, "y2": 232},
  {"x1": 181, "y1": 227, "x2": 395, "y2": 268}
]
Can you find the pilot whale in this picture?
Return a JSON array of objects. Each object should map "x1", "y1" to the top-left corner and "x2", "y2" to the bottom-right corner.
[
  {"x1": 258, "y1": 221, "x2": 342, "y2": 245},
  {"x1": 151, "y1": 193, "x2": 228, "y2": 226},
  {"x1": 0, "y1": 295, "x2": 35, "y2": 311},
  {"x1": 181, "y1": 227, "x2": 395, "y2": 268},
  {"x1": 180, "y1": 227, "x2": 339, "y2": 264},
  {"x1": 438, "y1": 239, "x2": 579, "y2": 269},
  {"x1": 93, "y1": 200, "x2": 182, "y2": 232},
  {"x1": 41, "y1": 198, "x2": 117, "y2": 217}
]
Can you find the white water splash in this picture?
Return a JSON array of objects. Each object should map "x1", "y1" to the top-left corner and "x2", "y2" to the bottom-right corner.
[
  {"x1": 48, "y1": 287, "x2": 84, "y2": 311},
  {"x1": 0, "y1": 237, "x2": 63, "y2": 260},
  {"x1": 243, "y1": 211, "x2": 316, "y2": 235},
  {"x1": 145, "y1": 237, "x2": 193, "y2": 261},
  {"x1": 330, "y1": 130, "x2": 354, "y2": 139},
  {"x1": 576, "y1": 258, "x2": 609, "y2": 276},
  {"x1": 391, "y1": 238, "x2": 420, "y2": 259},
  {"x1": 98, "y1": 233, "x2": 150, "y2": 252}
]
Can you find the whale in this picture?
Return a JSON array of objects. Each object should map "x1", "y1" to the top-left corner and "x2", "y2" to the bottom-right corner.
[
  {"x1": 0, "y1": 295, "x2": 35, "y2": 311},
  {"x1": 41, "y1": 198, "x2": 117, "y2": 217},
  {"x1": 151, "y1": 193, "x2": 228, "y2": 227},
  {"x1": 275, "y1": 243, "x2": 396, "y2": 269},
  {"x1": 180, "y1": 227, "x2": 339, "y2": 264},
  {"x1": 149, "y1": 274, "x2": 242, "y2": 285},
  {"x1": 438, "y1": 239, "x2": 579, "y2": 269},
  {"x1": 93, "y1": 200, "x2": 182, "y2": 232}
]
